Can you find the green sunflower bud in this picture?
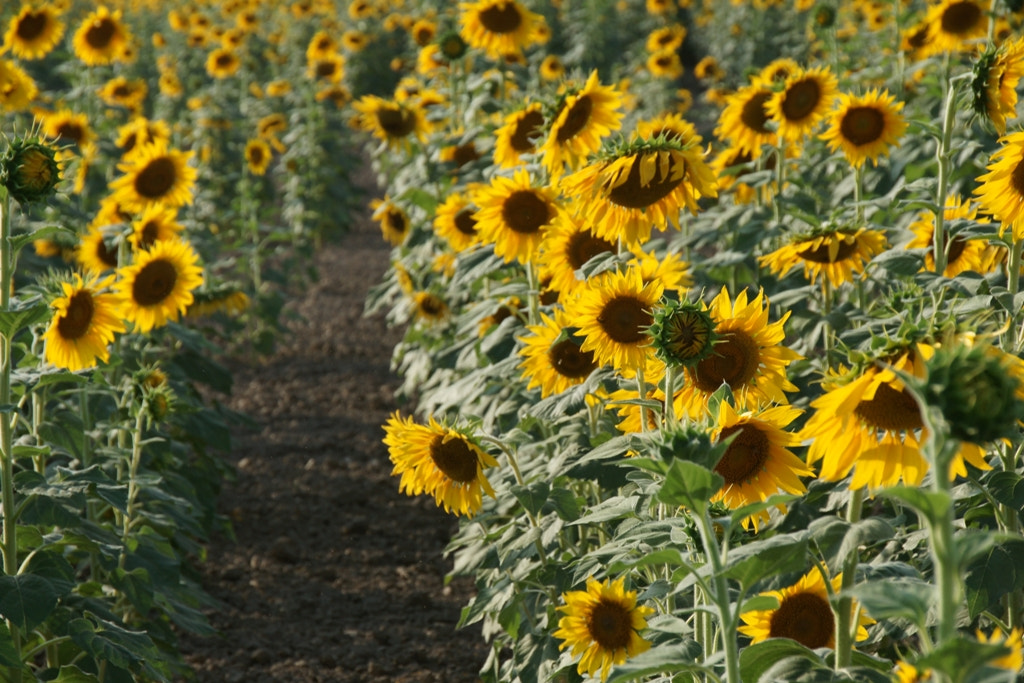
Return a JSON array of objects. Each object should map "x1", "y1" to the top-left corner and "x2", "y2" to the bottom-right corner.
[
  {"x1": 2, "y1": 138, "x2": 60, "y2": 205},
  {"x1": 648, "y1": 299, "x2": 717, "y2": 368},
  {"x1": 813, "y1": 4, "x2": 836, "y2": 28},
  {"x1": 970, "y1": 44, "x2": 999, "y2": 120},
  {"x1": 919, "y1": 343, "x2": 1024, "y2": 446},
  {"x1": 437, "y1": 31, "x2": 467, "y2": 60}
]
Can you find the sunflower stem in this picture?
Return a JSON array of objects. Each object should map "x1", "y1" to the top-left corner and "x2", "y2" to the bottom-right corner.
[
  {"x1": 834, "y1": 486, "x2": 864, "y2": 670},
  {"x1": 853, "y1": 164, "x2": 863, "y2": 226},
  {"x1": 636, "y1": 365, "x2": 648, "y2": 433},
  {"x1": 999, "y1": 444, "x2": 1023, "y2": 630},
  {"x1": 696, "y1": 507, "x2": 740, "y2": 683},
  {"x1": 525, "y1": 261, "x2": 539, "y2": 326},
  {"x1": 933, "y1": 72, "x2": 960, "y2": 277},
  {"x1": 662, "y1": 363, "x2": 676, "y2": 429},
  {"x1": 119, "y1": 400, "x2": 149, "y2": 573}
]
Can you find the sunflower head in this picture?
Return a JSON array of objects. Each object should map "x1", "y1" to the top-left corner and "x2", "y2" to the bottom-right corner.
[
  {"x1": 2, "y1": 136, "x2": 61, "y2": 205},
  {"x1": 813, "y1": 4, "x2": 837, "y2": 28},
  {"x1": 648, "y1": 298, "x2": 717, "y2": 368},
  {"x1": 436, "y1": 29, "x2": 467, "y2": 60}
]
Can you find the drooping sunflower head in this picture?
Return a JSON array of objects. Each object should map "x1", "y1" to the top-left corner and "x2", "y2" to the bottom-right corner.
[
  {"x1": 971, "y1": 36, "x2": 1024, "y2": 135},
  {"x1": 554, "y1": 576, "x2": 654, "y2": 682},
  {"x1": 766, "y1": 65, "x2": 839, "y2": 142},
  {"x1": 43, "y1": 273, "x2": 126, "y2": 372},
  {"x1": 820, "y1": 88, "x2": 908, "y2": 169},
  {"x1": 115, "y1": 238, "x2": 204, "y2": 333},
  {"x1": 2, "y1": 4, "x2": 65, "y2": 60},
  {"x1": 759, "y1": 226, "x2": 888, "y2": 288},
  {"x1": 518, "y1": 310, "x2": 599, "y2": 398},
  {"x1": 109, "y1": 141, "x2": 197, "y2": 212},
  {"x1": 457, "y1": 0, "x2": 545, "y2": 60},
  {"x1": 540, "y1": 70, "x2": 625, "y2": 176},
  {"x1": 973, "y1": 131, "x2": 1024, "y2": 241},
  {"x1": 493, "y1": 102, "x2": 545, "y2": 168},
  {"x1": 72, "y1": 5, "x2": 130, "y2": 66},
  {"x1": 470, "y1": 168, "x2": 561, "y2": 264}
]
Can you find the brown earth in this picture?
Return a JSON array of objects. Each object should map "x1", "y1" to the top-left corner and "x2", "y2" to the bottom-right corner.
[{"x1": 177, "y1": 209, "x2": 488, "y2": 682}]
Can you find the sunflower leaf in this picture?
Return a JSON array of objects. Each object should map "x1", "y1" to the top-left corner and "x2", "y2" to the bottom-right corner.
[
  {"x1": 656, "y1": 459, "x2": 722, "y2": 515},
  {"x1": 0, "y1": 573, "x2": 59, "y2": 633},
  {"x1": 604, "y1": 640, "x2": 705, "y2": 683},
  {"x1": 739, "y1": 639, "x2": 825, "y2": 683},
  {"x1": 0, "y1": 302, "x2": 51, "y2": 338}
]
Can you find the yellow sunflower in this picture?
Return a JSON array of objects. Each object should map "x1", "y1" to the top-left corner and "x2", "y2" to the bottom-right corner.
[
  {"x1": 72, "y1": 5, "x2": 130, "y2": 66},
  {"x1": 471, "y1": 168, "x2": 561, "y2": 264},
  {"x1": 77, "y1": 226, "x2": 121, "y2": 275},
  {"x1": 518, "y1": 309, "x2": 599, "y2": 398},
  {"x1": 382, "y1": 412, "x2": 498, "y2": 517},
  {"x1": 341, "y1": 30, "x2": 369, "y2": 52},
  {"x1": 129, "y1": 203, "x2": 183, "y2": 251},
  {"x1": 715, "y1": 82, "x2": 778, "y2": 155},
  {"x1": 645, "y1": 24, "x2": 686, "y2": 53},
  {"x1": 906, "y1": 195, "x2": 990, "y2": 276},
  {"x1": 711, "y1": 402, "x2": 812, "y2": 531},
  {"x1": 676, "y1": 287, "x2": 801, "y2": 419},
  {"x1": 558, "y1": 137, "x2": 718, "y2": 248},
  {"x1": 759, "y1": 227, "x2": 888, "y2": 288},
  {"x1": 767, "y1": 66, "x2": 839, "y2": 142},
  {"x1": 646, "y1": 49, "x2": 684, "y2": 79},
  {"x1": 537, "y1": 209, "x2": 617, "y2": 296},
  {"x1": 976, "y1": 627, "x2": 1024, "y2": 672},
  {"x1": 0, "y1": 58, "x2": 37, "y2": 112},
  {"x1": 433, "y1": 191, "x2": 480, "y2": 252},
  {"x1": 307, "y1": 52, "x2": 345, "y2": 83},
  {"x1": 206, "y1": 47, "x2": 240, "y2": 78},
  {"x1": 109, "y1": 142, "x2": 197, "y2": 212},
  {"x1": 974, "y1": 131, "x2": 1024, "y2": 240},
  {"x1": 973, "y1": 36, "x2": 1024, "y2": 135},
  {"x1": 38, "y1": 108, "x2": 94, "y2": 155},
  {"x1": 244, "y1": 138, "x2": 272, "y2": 176},
  {"x1": 97, "y1": 76, "x2": 147, "y2": 112},
  {"x1": 568, "y1": 267, "x2": 664, "y2": 374},
  {"x1": 493, "y1": 102, "x2": 545, "y2": 168},
  {"x1": 759, "y1": 57, "x2": 801, "y2": 86},
  {"x1": 739, "y1": 566, "x2": 873, "y2": 649},
  {"x1": 352, "y1": 95, "x2": 429, "y2": 150},
  {"x1": 116, "y1": 238, "x2": 203, "y2": 333},
  {"x1": 554, "y1": 576, "x2": 654, "y2": 682},
  {"x1": 458, "y1": 0, "x2": 545, "y2": 60},
  {"x1": 2, "y1": 4, "x2": 65, "y2": 60},
  {"x1": 411, "y1": 18, "x2": 437, "y2": 47},
  {"x1": 43, "y1": 274, "x2": 126, "y2": 372},
  {"x1": 711, "y1": 144, "x2": 762, "y2": 204},
  {"x1": 923, "y1": 0, "x2": 987, "y2": 55},
  {"x1": 539, "y1": 54, "x2": 565, "y2": 81},
  {"x1": 800, "y1": 343, "x2": 992, "y2": 490},
  {"x1": 370, "y1": 196, "x2": 411, "y2": 247},
  {"x1": 820, "y1": 89, "x2": 907, "y2": 169},
  {"x1": 540, "y1": 70, "x2": 624, "y2": 176},
  {"x1": 116, "y1": 117, "x2": 171, "y2": 158},
  {"x1": 627, "y1": 248, "x2": 691, "y2": 295},
  {"x1": 412, "y1": 291, "x2": 449, "y2": 324}
]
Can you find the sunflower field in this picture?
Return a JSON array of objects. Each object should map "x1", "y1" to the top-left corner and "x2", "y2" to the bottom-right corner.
[{"x1": 2, "y1": 0, "x2": 1024, "y2": 681}]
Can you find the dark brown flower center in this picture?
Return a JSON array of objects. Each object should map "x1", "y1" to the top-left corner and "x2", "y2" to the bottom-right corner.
[
  {"x1": 588, "y1": 600, "x2": 633, "y2": 650},
  {"x1": 56, "y1": 122, "x2": 85, "y2": 145},
  {"x1": 479, "y1": 2, "x2": 523, "y2": 34},
  {"x1": 386, "y1": 209, "x2": 407, "y2": 234},
  {"x1": 840, "y1": 107, "x2": 885, "y2": 146},
  {"x1": 1011, "y1": 158, "x2": 1024, "y2": 197},
  {"x1": 97, "y1": 237, "x2": 119, "y2": 268},
  {"x1": 510, "y1": 110, "x2": 544, "y2": 152},
  {"x1": 607, "y1": 154, "x2": 682, "y2": 209},
  {"x1": 450, "y1": 143, "x2": 480, "y2": 168},
  {"x1": 692, "y1": 330, "x2": 759, "y2": 394},
  {"x1": 132, "y1": 259, "x2": 178, "y2": 306},
  {"x1": 769, "y1": 592, "x2": 835, "y2": 649},
  {"x1": 134, "y1": 157, "x2": 178, "y2": 200},
  {"x1": 781, "y1": 78, "x2": 822, "y2": 122},
  {"x1": 598, "y1": 296, "x2": 652, "y2": 344},
  {"x1": 947, "y1": 235, "x2": 967, "y2": 264},
  {"x1": 556, "y1": 96, "x2": 594, "y2": 143},
  {"x1": 215, "y1": 53, "x2": 234, "y2": 68},
  {"x1": 501, "y1": 190, "x2": 550, "y2": 234},
  {"x1": 454, "y1": 208, "x2": 478, "y2": 236},
  {"x1": 57, "y1": 290, "x2": 95, "y2": 340},
  {"x1": 566, "y1": 230, "x2": 616, "y2": 270},
  {"x1": 741, "y1": 91, "x2": 773, "y2": 134},
  {"x1": 139, "y1": 221, "x2": 159, "y2": 248},
  {"x1": 716, "y1": 423, "x2": 769, "y2": 484},
  {"x1": 376, "y1": 107, "x2": 416, "y2": 138},
  {"x1": 17, "y1": 11, "x2": 48, "y2": 41},
  {"x1": 549, "y1": 339, "x2": 597, "y2": 379},
  {"x1": 85, "y1": 17, "x2": 117, "y2": 50},
  {"x1": 854, "y1": 380, "x2": 923, "y2": 432},
  {"x1": 796, "y1": 235, "x2": 860, "y2": 263},
  {"x1": 316, "y1": 60, "x2": 338, "y2": 78},
  {"x1": 429, "y1": 434, "x2": 479, "y2": 483},
  {"x1": 940, "y1": 1, "x2": 983, "y2": 35},
  {"x1": 248, "y1": 146, "x2": 265, "y2": 166}
]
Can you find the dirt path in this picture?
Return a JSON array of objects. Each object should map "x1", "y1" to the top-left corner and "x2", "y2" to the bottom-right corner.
[{"x1": 177, "y1": 214, "x2": 488, "y2": 682}]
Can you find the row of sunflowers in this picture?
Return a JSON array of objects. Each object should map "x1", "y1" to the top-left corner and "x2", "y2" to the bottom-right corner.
[{"x1": 359, "y1": 1, "x2": 1024, "y2": 682}]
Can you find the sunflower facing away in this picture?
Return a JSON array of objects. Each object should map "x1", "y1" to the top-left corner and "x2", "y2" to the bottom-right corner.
[
  {"x1": 767, "y1": 66, "x2": 839, "y2": 142},
  {"x1": 43, "y1": 274, "x2": 126, "y2": 372},
  {"x1": 676, "y1": 287, "x2": 801, "y2": 419},
  {"x1": 554, "y1": 576, "x2": 654, "y2": 682},
  {"x1": 3, "y1": 4, "x2": 65, "y2": 60},
  {"x1": 568, "y1": 267, "x2": 664, "y2": 375},
  {"x1": 471, "y1": 168, "x2": 561, "y2": 264},
  {"x1": 116, "y1": 238, "x2": 203, "y2": 333},
  {"x1": 759, "y1": 227, "x2": 887, "y2": 288},
  {"x1": 974, "y1": 131, "x2": 1024, "y2": 241},
  {"x1": 541, "y1": 70, "x2": 624, "y2": 176},
  {"x1": 72, "y1": 6, "x2": 130, "y2": 66},
  {"x1": 518, "y1": 309, "x2": 599, "y2": 399},
  {"x1": 433, "y1": 191, "x2": 480, "y2": 252},
  {"x1": 972, "y1": 36, "x2": 1024, "y2": 135},
  {"x1": 906, "y1": 195, "x2": 990, "y2": 276},
  {"x1": 493, "y1": 102, "x2": 545, "y2": 168},
  {"x1": 739, "y1": 566, "x2": 873, "y2": 650},
  {"x1": 109, "y1": 141, "x2": 197, "y2": 213},
  {"x1": 820, "y1": 89, "x2": 908, "y2": 169},
  {"x1": 383, "y1": 412, "x2": 498, "y2": 516},
  {"x1": 458, "y1": 0, "x2": 545, "y2": 60},
  {"x1": 711, "y1": 402, "x2": 813, "y2": 531},
  {"x1": 559, "y1": 137, "x2": 718, "y2": 248}
]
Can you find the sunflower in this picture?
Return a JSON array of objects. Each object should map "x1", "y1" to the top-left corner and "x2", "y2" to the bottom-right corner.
[
  {"x1": 923, "y1": 0, "x2": 987, "y2": 55},
  {"x1": 244, "y1": 138, "x2": 272, "y2": 176},
  {"x1": 493, "y1": 102, "x2": 545, "y2": 168},
  {"x1": 711, "y1": 145, "x2": 762, "y2": 204},
  {"x1": 433, "y1": 191, "x2": 480, "y2": 252},
  {"x1": 518, "y1": 309, "x2": 599, "y2": 398},
  {"x1": 646, "y1": 24, "x2": 686, "y2": 53},
  {"x1": 76, "y1": 225, "x2": 121, "y2": 275},
  {"x1": 715, "y1": 82, "x2": 778, "y2": 155},
  {"x1": 352, "y1": 95, "x2": 429, "y2": 150},
  {"x1": 759, "y1": 57, "x2": 801, "y2": 85},
  {"x1": 711, "y1": 402, "x2": 812, "y2": 531},
  {"x1": 72, "y1": 6, "x2": 130, "y2": 66},
  {"x1": 43, "y1": 274, "x2": 126, "y2": 372},
  {"x1": 0, "y1": 58, "x2": 37, "y2": 112},
  {"x1": 554, "y1": 576, "x2": 654, "y2": 682},
  {"x1": 307, "y1": 52, "x2": 345, "y2": 83},
  {"x1": 539, "y1": 54, "x2": 564, "y2": 81},
  {"x1": 646, "y1": 49, "x2": 684, "y2": 79},
  {"x1": 458, "y1": 0, "x2": 544, "y2": 60},
  {"x1": 109, "y1": 142, "x2": 196, "y2": 213},
  {"x1": 820, "y1": 89, "x2": 907, "y2": 169},
  {"x1": 206, "y1": 47, "x2": 240, "y2": 78},
  {"x1": 767, "y1": 66, "x2": 839, "y2": 142},
  {"x1": 558, "y1": 137, "x2": 718, "y2": 248},
  {"x1": 116, "y1": 117, "x2": 171, "y2": 158},
  {"x1": 317, "y1": 84, "x2": 351, "y2": 109},
  {"x1": 537, "y1": 209, "x2": 617, "y2": 296},
  {"x1": 627, "y1": 248, "x2": 692, "y2": 295},
  {"x1": 371, "y1": 196, "x2": 411, "y2": 247},
  {"x1": 540, "y1": 70, "x2": 624, "y2": 176},
  {"x1": 976, "y1": 627, "x2": 1024, "y2": 672},
  {"x1": 2, "y1": 4, "x2": 65, "y2": 60},
  {"x1": 341, "y1": 30, "x2": 369, "y2": 52},
  {"x1": 412, "y1": 290, "x2": 449, "y2": 323},
  {"x1": 186, "y1": 286, "x2": 250, "y2": 318},
  {"x1": 383, "y1": 412, "x2": 498, "y2": 517},
  {"x1": 97, "y1": 77, "x2": 147, "y2": 112},
  {"x1": 675, "y1": 288, "x2": 800, "y2": 419},
  {"x1": 759, "y1": 227, "x2": 887, "y2": 288},
  {"x1": 471, "y1": 168, "x2": 561, "y2": 264},
  {"x1": 906, "y1": 195, "x2": 989, "y2": 276},
  {"x1": 972, "y1": 36, "x2": 1024, "y2": 135},
  {"x1": 411, "y1": 18, "x2": 437, "y2": 46},
  {"x1": 568, "y1": 267, "x2": 663, "y2": 374},
  {"x1": 38, "y1": 109, "x2": 94, "y2": 155},
  {"x1": 636, "y1": 112, "x2": 701, "y2": 148},
  {"x1": 116, "y1": 238, "x2": 203, "y2": 333},
  {"x1": 800, "y1": 343, "x2": 992, "y2": 490},
  {"x1": 974, "y1": 131, "x2": 1024, "y2": 240},
  {"x1": 129, "y1": 203, "x2": 183, "y2": 251},
  {"x1": 739, "y1": 566, "x2": 873, "y2": 649}
]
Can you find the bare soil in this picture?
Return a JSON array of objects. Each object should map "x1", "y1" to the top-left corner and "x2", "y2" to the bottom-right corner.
[{"x1": 177, "y1": 214, "x2": 488, "y2": 682}]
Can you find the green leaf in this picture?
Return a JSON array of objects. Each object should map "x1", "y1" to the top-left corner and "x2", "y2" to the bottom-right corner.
[
  {"x1": 511, "y1": 481, "x2": 549, "y2": 517},
  {"x1": 0, "y1": 620, "x2": 23, "y2": 668},
  {"x1": 846, "y1": 578, "x2": 932, "y2": 626},
  {"x1": 836, "y1": 518, "x2": 896, "y2": 567},
  {"x1": 724, "y1": 533, "x2": 809, "y2": 588},
  {"x1": 68, "y1": 614, "x2": 163, "y2": 676},
  {"x1": 986, "y1": 471, "x2": 1024, "y2": 514},
  {"x1": 0, "y1": 302, "x2": 51, "y2": 338},
  {"x1": 656, "y1": 460, "x2": 723, "y2": 516},
  {"x1": 546, "y1": 487, "x2": 580, "y2": 522},
  {"x1": 51, "y1": 665, "x2": 101, "y2": 683},
  {"x1": 0, "y1": 574, "x2": 58, "y2": 633},
  {"x1": 571, "y1": 495, "x2": 640, "y2": 526},
  {"x1": 964, "y1": 539, "x2": 1024, "y2": 619},
  {"x1": 913, "y1": 637, "x2": 1007, "y2": 683},
  {"x1": 740, "y1": 639, "x2": 825, "y2": 683},
  {"x1": 878, "y1": 486, "x2": 950, "y2": 527},
  {"x1": 870, "y1": 248, "x2": 923, "y2": 276},
  {"x1": 10, "y1": 225, "x2": 76, "y2": 255},
  {"x1": 604, "y1": 641, "x2": 704, "y2": 683},
  {"x1": 110, "y1": 568, "x2": 155, "y2": 614}
]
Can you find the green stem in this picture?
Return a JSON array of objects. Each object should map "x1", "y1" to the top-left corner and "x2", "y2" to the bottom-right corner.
[
  {"x1": 662, "y1": 363, "x2": 676, "y2": 429},
  {"x1": 119, "y1": 402, "x2": 148, "y2": 572},
  {"x1": 999, "y1": 445, "x2": 1023, "y2": 630},
  {"x1": 524, "y1": 261, "x2": 539, "y2": 327},
  {"x1": 853, "y1": 164, "x2": 864, "y2": 226},
  {"x1": 1006, "y1": 238, "x2": 1023, "y2": 351},
  {"x1": 698, "y1": 508, "x2": 740, "y2": 683},
  {"x1": 835, "y1": 487, "x2": 864, "y2": 670},
  {"x1": 933, "y1": 74, "x2": 960, "y2": 277},
  {"x1": 636, "y1": 365, "x2": 648, "y2": 433}
]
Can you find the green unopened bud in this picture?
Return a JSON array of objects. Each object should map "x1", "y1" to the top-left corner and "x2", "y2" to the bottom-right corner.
[
  {"x1": 648, "y1": 299, "x2": 717, "y2": 368},
  {"x1": 920, "y1": 343, "x2": 1024, "y2": 446},
  {"x1": 813, "y1": 4, "x2": 837, "y2": 28},
  {"x1": 2, "y1": 138, "x2": 60, "y2": 205},
  {"x1": 437, "y1": 31, "x2": 467, "y2": 60}
]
